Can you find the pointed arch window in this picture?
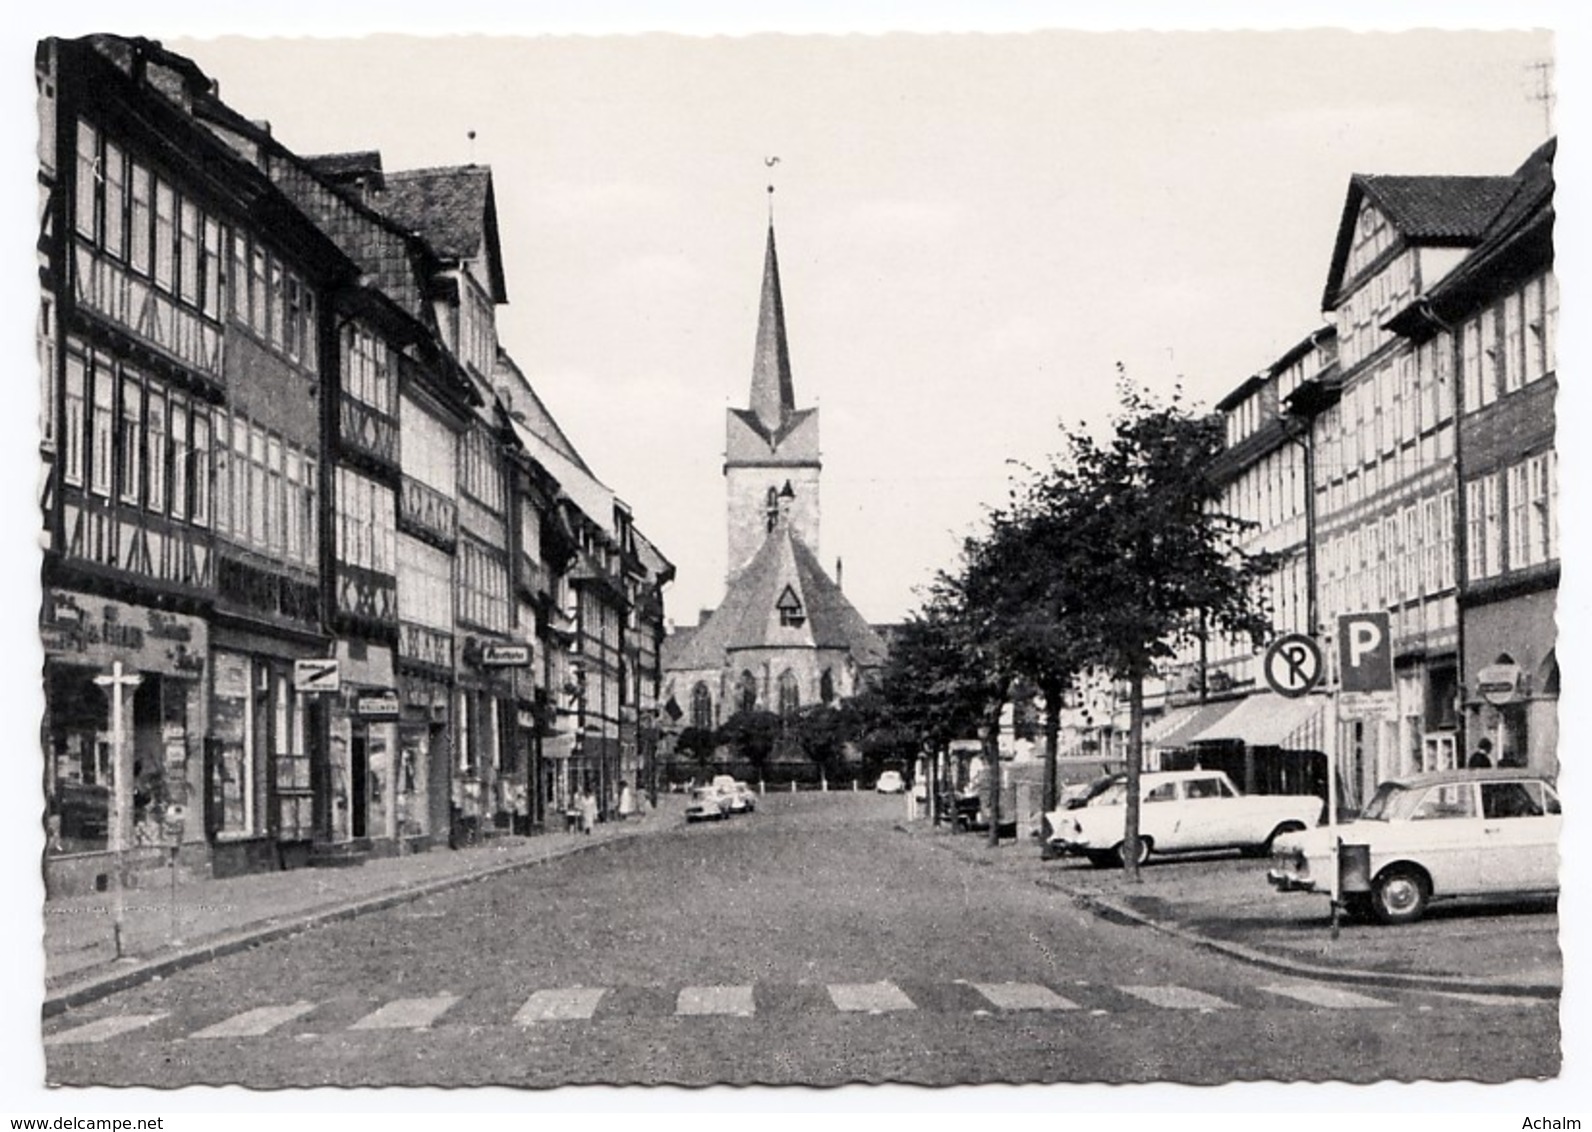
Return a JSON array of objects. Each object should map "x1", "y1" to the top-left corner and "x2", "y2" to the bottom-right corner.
[
  {"x1": 778, "y1": 670, "x2": 800, "y2": 718},
  {"x1": 737, "y1": 670, "x2": 758, "y2": 715},
  {"x1": 819, "y1": 668, "x2": 836, "y2": 705},
  {"x1": 690, "y1": 682, "x2": 713, "y2": 731},
  {"x1": 765, "y1": 486, "x2": 780, "y2": 532}
]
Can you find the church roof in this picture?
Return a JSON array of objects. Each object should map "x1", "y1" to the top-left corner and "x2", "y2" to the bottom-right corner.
[
  {"x1": 748, "y1": 222, "x2": 797, "y2": 435},
  {"x1": 662, "y1": 523, "x2": 887, "y2": 672}
]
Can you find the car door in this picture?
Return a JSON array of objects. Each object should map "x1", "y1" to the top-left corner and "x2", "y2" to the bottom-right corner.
[
  {"x1": 1139, "y1": 780, "x2": 1182, "y2": 849},
  {"x1": 1404, "y1": 781, "x2": 1485, "y2": 896},
  {"x1": 1171, "y1": 774, "x2": 1228, "y2": 850},
  {"x1": 1476, "y1": 779, "x2": 1561, "y2": 894}
]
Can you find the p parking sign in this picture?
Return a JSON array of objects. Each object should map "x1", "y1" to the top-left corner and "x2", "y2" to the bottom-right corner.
[{"x1": 1337, "y1": 612, "x2": 1393, "y2": 693}]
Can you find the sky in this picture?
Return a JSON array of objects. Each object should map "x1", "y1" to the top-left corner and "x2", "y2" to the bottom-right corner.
[{"x1": 107, "y1": 22, "x2": 1557, "y2": 629}]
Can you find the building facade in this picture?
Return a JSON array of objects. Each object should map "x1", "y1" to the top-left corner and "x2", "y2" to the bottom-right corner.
[{"x1": 37, "y1": 35, "x2": 672, "y2": 893}]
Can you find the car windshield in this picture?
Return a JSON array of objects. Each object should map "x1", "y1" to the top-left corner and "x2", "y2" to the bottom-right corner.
[
  {"x1": 1090, "y1": 781, "x2": 1128, "y2": 807},
  {"x1": 1359, "y1": 782, "x2": 1420, "y2": 821}
]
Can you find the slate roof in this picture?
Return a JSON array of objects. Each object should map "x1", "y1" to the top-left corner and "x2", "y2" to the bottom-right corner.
[
  {"x1": 748, "y1": 222, "x2": 798, "y2": 434},
  {"x1": 661, "y1": 523, "x2": 887, "y2": 672},
  {"x1": 1322, "y1": 170, "x2": 1518, "y2": 309},
  {"x1": 1358, "y1": 175, "x2": 1519, "y2": 241},
  {"x1": 375, "y1": 165, "x2": 508, "y2": 303}
]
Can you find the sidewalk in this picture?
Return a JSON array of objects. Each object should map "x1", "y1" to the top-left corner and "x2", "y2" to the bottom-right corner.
[
  {"x1": 902, "y1": 818, "x2": 1562, "y2": 997},
  {"x1": 43, "y1": 797, "x2": 684, "y2": 1015}
]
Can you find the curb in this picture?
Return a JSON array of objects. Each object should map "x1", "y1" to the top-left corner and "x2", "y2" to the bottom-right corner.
[
  {"x1": 42, "y1": 825, "x2": 648, "y2": 1018},
  {"x1": 897, "y1": 828, "x2": 1561, "y2": 1000},
  {"x1": 1068, "y1": 889, "x2": 1560, "y2": 1000}
]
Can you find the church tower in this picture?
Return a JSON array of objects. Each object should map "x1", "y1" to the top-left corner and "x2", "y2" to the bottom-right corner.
[{"x1": 724, "y1": 222, "x2": 821, "y2": 582}]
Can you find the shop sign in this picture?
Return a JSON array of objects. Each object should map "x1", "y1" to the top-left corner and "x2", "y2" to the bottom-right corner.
[
  {"x1": 294, "y1": 657, "x2": 341, "y2": 694},
  {"x1": 1476, "y1": 662, "x2": 1523, "y2": 706},
  {"x1": 41, "y1": 589, "x2": 206, "y2": 676},
  {"x1": 356, "y1": 690, "x2": 402, "y2": 719},
  {"x1": 481, "y1": 644, "x2": 532, "y2": 668},
  {"x1": 1337, "y1": 690, "x2": 1397, "y2": 721}
]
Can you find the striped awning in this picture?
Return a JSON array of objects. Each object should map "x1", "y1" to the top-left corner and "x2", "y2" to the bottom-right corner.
[
  {"x1": 1185, "y1": 691, "x2": 1328, "y2": 749},
  {"x1": 1151, "y1": 699, "x2": 1244, "y2": 750}
]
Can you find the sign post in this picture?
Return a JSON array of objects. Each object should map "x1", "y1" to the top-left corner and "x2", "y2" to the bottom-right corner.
[
  {"x1": 1332, "y1": 612, "x2": 1395, "y2": 937},
  {"x1": 93, "y1": 660, "x2": 143, "y2": 959}
]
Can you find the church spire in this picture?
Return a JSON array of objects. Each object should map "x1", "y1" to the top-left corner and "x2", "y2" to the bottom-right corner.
[{"x1": 749, "y1": 221, "x2": 797, "y2": 434}]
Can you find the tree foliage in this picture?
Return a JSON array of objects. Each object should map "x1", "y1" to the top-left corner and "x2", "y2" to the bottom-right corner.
[{"x1": 715, "y1": 709, "x2": 782, "y2": 773}]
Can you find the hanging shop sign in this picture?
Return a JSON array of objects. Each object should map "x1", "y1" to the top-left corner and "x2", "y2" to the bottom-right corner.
[
  {"x1": 481, "y1": 644, "x2": 532, "y2": 668},
  {"x1": 294, "y1": 657, "x2": 341, "y2": 694},
  {"x1": 355, "y1": 690, "x2": 402, "y2": 720}
]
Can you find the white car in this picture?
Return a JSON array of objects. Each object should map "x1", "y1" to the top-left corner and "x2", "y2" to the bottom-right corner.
[
  {"x1": 685, "y1": 786, "x2": 732, "y2": 823},
  {"x1": 875, "y1": 770, "x2": 906, "y2": 794},
  {"x1": 1043, "y1": 769, "x2": 1323, "y2": 867},
  {"x1": 1268, "y1": 768, "x2": 1560, "y2": 925},
  {"x1": 726, "y1": 781, "x2": 757, "y2": 814}
]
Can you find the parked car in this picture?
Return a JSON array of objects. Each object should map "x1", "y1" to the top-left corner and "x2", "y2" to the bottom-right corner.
[
  {"x1": 685, "y1": 786, "x2": 732, "y2": 823},
  {"x1": 875, "y1": 770, "x2": 906, "y2": 794},
  {"x1": 1060, "y1": 773, "x2": 1127, "y2": 810},
  {"x1": 1267, "y1": 768, "x2": 1560, "y2": 925},
  {"x1": 726, "y1": 781, "x2": 757, "y2": 814},
  {"x1": 1042, "y1": 769, "x2": 1323, "y2": 867}
]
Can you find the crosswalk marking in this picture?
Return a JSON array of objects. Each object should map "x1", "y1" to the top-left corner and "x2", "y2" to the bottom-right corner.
[
  {"x1": 1118, "y1": 985, "x2": 1235, "y2": 1010},
  {"x1": 972, "y1": 982, "x2": 1080, "y2": 1011},
  {"x1": 1260, "y1": 983, "x2": 1393, "y2": 1010},
  {"x1": 677, "y1": 985, "x2": 755, "y2": 1017},
  {"x1": 348, "y1": 994, "x2": 458, "y2": 1031},
  {"x1": 191, "y1": 1002, "x2": 317, "y2": 1039},
  {"x1": 827, "y1": 981, "x2": 916, "y2": 1013},
  {"x1": 45, "y1": 1013, "x2": 167, "y2": 1046},
  {"x1": 514, "y1": 987, "x2": 607, "y2": 1024}
]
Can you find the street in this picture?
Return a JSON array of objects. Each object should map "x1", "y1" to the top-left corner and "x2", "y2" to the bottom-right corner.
[{"x1": 43, "y1": 794, "x2": 1559, "y2": 1087}]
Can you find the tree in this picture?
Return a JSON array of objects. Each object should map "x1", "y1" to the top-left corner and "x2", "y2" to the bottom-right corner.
[
  {"x1": 1027, "y1": 376, "x2": 1276, "y2": 879},
  {"x1": 786, "y1": 703, "x2": 859, "y2": 782},
  {"x1": 675, "y1": 726, "x2": 718, "y2": 775},
  {"x1": 715, "y1": 709, "x2": 782, "y2": 779}
]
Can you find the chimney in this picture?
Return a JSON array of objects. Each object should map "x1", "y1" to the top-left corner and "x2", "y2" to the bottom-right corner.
[{"x1": 836, "y1": 557, "x2": 843, "y2": 592}]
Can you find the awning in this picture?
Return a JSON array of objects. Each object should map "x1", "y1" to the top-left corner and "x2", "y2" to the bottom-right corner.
[
  {"x1": 1150, "y1": 698, "x2": 1244, "y2": 750},
  {"x1": 1144, "y1": 704, "x2": 1199, "y2": 746},
  {"x1": 1185, "y1": 691, "x2": 1328, "y2": 749}
]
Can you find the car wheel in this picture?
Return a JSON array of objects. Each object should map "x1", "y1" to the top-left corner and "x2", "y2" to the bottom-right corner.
[
  {"x1": 1371, "y1": 866, "x2": 1430, "y2": 925},
  {"x1": 1113, "y1": 837, "x2": 1151, "y2": 868},
  {"x1": 1085, "y1": 851, "x2": 1115, "y2": 869}
]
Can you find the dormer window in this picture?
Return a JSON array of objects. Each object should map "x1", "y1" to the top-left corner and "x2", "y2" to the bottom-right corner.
[{"x1": 776, "y1": 584, "x2": 805, "y2": 628}]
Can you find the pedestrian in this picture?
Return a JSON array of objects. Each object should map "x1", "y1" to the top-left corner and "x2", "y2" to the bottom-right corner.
[
  {"x1": 1467, "y1": 737, "x2": 1494, "y2": 768},
  {"x1": 618, "y1": 780, "x2": 636, "y2": 821},
  {"x1": 579, "y1": 787, "x2": 597, "y2": 834}
]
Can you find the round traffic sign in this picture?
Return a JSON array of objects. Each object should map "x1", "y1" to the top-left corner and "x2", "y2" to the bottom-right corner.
[{"x1": 1263, "y1": 633, "x2": 1323, "y2": 699}]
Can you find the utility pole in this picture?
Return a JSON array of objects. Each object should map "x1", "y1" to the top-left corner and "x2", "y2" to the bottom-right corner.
[{"x1": 93, "y1": 660, "x2": 143, "y2": 959}]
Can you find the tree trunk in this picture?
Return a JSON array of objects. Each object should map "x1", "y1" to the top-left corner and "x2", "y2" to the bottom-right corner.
[
  {"x1": 1123, "y1": 663, "x2": 1146, "y2": 882},
  {"x1": 984, "y1": 702, "x2": 1004, "y2": 849},
  {"x1": 1041, "y1": 679, "x2": 1062, "y2": 814}
]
